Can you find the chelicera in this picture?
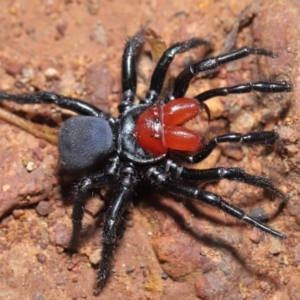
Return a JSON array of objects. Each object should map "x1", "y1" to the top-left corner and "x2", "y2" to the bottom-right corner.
[{"x1": 0, "y1": 29, "x2": 291, "y2": 295}]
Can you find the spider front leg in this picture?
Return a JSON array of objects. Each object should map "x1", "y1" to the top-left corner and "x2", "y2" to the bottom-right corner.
[
  {"x1": 94, "y1": 163, "x2": 136, "y2": 295},
  {"x1": 68, "y1": 171, "x2": 116, "y2": 252},
  {"x1": 172, "y1": 131, "x2": 280, "y2": 164},
  {"x1": 146, "y1": 166, "x2": 286, "y2": 239},
  {"x1": 0, "y1": 90, "x2": 111, "y2": 120},
  {"x1": 118, "y1": 30, "x2": 144, "y2": 113},
  {"x1": 172, "y1": 46, "x2": 282, "y2": 98},
  {"x1": 165, "y1": 160, "x2": 288, "y2": 201},
  {"x1": 142, "y1": 38, "x2": 209, "y2": 104},
  {"x1": 194, "y1": 81, "x2": 292, "y2": 102}
]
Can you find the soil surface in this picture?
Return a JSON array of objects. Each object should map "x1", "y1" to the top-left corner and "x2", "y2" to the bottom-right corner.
[{"x1": 0, "y1": 1, "x2": 300, "y2": 300}]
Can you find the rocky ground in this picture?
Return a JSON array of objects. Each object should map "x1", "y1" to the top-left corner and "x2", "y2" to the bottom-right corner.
[{"x1": 0, "y1": 0, "x2": 299, "y2": 299}]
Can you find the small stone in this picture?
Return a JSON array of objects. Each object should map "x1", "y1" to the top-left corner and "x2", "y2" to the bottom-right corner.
[
  {"x1": 36, "y1": 201, "x2": 52, "y2": 216},
  {"x1": 205, "y1": 97, "x2": 224, "y2": 119},
  {"x1": 26, "y1": 161, "x2": 37, "y2": 172},
  {"x1": 249, "y1": 208, "x2": 269, "y2": 222},
  {"x1": 12, "y1": 209, "x2": 25, "y2": 219},
  {"x1": 249, "y1": 227, "x2": 262, "y2": 244},
  {"x1": 56, "y1": 19, "x2": 68, "y2": 37},
  {"x1": 36, "y1": 253, "x2": 46, "y2": 264},
  {"x1": 52, "y1": 223, "x2": 71, "y2": 248},
  {"x1": 278, "y1": 255, "x2": 289, "y2": 265},
  {"x1": 269, "y1": 239, "x2": 282, "y2": 255},
  {"x1": 44, "y1": 67, "x2": 59, "y2": 79},
  {"x1": 89, "y1": 249, "x2": 101, "y2": 265},
  {"x1": 67, "y1": 262, "x2": 76, "y2": 271},
  {"x1": 21, "y1": 67, "x2": 35, "y2": 82},
  {"x1": 56, "y1": 246, "x2": 65, "y2": 254},
  {"x1": 278, "y1": 126, "x2": 298, "y2": 144},
  {"x1": 2, "y1": 184, "x2": 11, "y2": 192},
  {"x1": 285, "y1": 144, "x2": 299, "y2": 157},
  {"x1": 126, "y1": 266, "x2": 135, "y2": 274}
]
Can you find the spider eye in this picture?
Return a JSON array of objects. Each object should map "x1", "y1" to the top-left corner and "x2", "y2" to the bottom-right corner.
[
  {"x1": 58, "y1": 116, "x2": 113, "y2": 172},
  {"x1": 136, "y1": 98, "x2": 204, "y2": 156}
]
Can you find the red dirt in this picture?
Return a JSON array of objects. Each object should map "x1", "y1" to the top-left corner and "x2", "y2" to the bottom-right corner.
[{"x1": 0, "y1": 1, "x2": 299, "y2": 299}]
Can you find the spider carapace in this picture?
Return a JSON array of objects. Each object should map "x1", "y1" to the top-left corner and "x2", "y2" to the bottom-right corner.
[{"x1": 0, "y1": 29, "x2": 292, "y2": 295}]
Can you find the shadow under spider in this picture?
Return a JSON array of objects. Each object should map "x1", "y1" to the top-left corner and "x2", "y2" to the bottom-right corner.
[{"x1": 140, "y1": 188, "x2": 286, "y2": 282}]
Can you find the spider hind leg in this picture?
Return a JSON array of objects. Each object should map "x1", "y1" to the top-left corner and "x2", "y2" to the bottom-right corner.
[
  {"x1": 146, "y1": 166, "x2": 286, "y2": 239},
  {"x1": 68, "y1": 172, "x2": 116, "y2": 252},
  {"x1": 94, "y1": 163, "x2": 136, "y2": 295},
  {"x1": 165, "y1": 160, "x2": 288, "y2": 202}
]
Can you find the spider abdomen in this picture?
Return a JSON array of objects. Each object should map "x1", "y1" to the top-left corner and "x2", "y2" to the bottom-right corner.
[
  {"x1": 59, "y1": 116, "x2": 114, "y2": 172},
  {"x1": 136, "y1": 98, "x2": 203, "y2": 156}
]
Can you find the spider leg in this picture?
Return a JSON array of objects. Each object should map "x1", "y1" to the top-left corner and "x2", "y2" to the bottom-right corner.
[
  {"x1": 172, "y1": 131, "x2": 280, "y2": 164},
  {"x1": 0, "y1": 90, "x2": 112, "y2": 120},
  {"x1": 165, "y1": 160, "x2": 288, "y2": 201},
  {"x1": 68, "y1": 171, "x2": 116, "y2": 252},
  {"x1": 172, "y1": 46, "x2": 279, "y2": 98},
  {"x1": 146, "y1": 166, "x2": 286, "y2": 239},
  {"x1": 118, "y1": 29, "x2": 144, "y2": 113},
  {"x1": 194, "y1": 81, "x2": 292, "y2": 102},
  {"x1": 69, "y1": 155, "x2": 120, "y2": 250},
  {"x1": 94, "y1": 163, "x2": 136, "y2": 295},
  {"x1": 142, "y1": 38, "x2": 209, "y2": 104}
]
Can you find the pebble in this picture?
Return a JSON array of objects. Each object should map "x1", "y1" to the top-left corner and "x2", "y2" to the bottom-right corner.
[
  {"x1": 26, "y1": 161, "x2": 37, "y2": 172},
  {"x1": 285, "y1": 144, "x2": 299, "y2": 157},
  {"x1": 36, "y1": 201, "x2": 52, "y2": 216},
  {"x1": 44, "y1": 67, "x2": 59, "y2": 79},
  {"x1": 12, "y1": 209, "x2": 25, "y2": 219},
  {"x1": 89, "y1": 249, "x2": 101, "y2": 265},
  {"x1": 249, "y1": 207, "x2": 268, "y2": 222},
  {"x1": 269, "y1": 239, "x2": 282, "y2": 255},
  {"x1": 21, "y1": 67, "x2": 35, "y2": 81},
  {"x1": 126, "y1": 266, "x2": 135, "y2": 274},
  {"x1": 249, "y1": 227, "x2": 262, "y2": 244},
  {"x1": 36, "y1": 253, "x2": 46, "y2": 264}
]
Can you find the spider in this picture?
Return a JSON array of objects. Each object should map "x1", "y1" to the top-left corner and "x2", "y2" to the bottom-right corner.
[{"x1": 0, "y1": 29, "x2": 292, "y2": 295}]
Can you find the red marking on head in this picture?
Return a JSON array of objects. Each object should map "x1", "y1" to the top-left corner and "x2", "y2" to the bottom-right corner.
[{"x1": 136, "y1": 98, "x2": 204, "y2": 156}]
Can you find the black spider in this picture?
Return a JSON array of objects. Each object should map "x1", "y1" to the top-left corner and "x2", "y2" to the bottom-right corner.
[{"x1": 0, "y1": 30, "x2": 292, "y2": 295}]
